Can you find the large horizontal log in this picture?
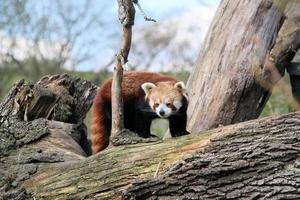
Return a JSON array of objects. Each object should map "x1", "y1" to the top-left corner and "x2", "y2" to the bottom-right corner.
[
  {"x1": 20, "y1": 112, "x2": 300, "y2": 199},
  {"x1": 125, "y1": 112, "x2": 300, "y2": 199}
]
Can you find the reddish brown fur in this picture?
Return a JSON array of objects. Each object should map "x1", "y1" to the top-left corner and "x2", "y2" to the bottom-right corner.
[{"x1": 91, "y1": 71, "x2": 177, "y2": 153}]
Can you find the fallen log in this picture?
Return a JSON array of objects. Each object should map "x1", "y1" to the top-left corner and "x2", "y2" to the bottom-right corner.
[
  {"x1": 23, "y1": 112, "x2": 300, "y2": 199},
  {"x1": 6, "y1": 112, "x2": 300, "y2": 199}
]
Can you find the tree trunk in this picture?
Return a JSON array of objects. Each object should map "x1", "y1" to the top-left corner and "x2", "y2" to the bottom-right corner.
[{"x1": 187, "y1": 0, "x2": 300, "y2": 133}]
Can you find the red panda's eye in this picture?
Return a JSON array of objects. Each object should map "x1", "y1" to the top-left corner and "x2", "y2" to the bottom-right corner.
[
  {"x1": 166, "y1": 103, "x2": 172, "y2": 108},
  {"x1": 154, "y1": 103, "x2": 159, "y2": 108}
]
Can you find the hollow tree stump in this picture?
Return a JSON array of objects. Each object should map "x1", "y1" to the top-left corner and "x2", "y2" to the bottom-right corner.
[{"x1": 0, "y1": 74, "x2": 97, "y2": 199}]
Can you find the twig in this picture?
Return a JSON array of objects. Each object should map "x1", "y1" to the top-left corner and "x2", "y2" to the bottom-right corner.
[
  {"x1": 133, "y1": 0, "x2": 157, "y2": 22},
  {"x1": 154, "y1": 162, "x2": 161, "y2": 178}
]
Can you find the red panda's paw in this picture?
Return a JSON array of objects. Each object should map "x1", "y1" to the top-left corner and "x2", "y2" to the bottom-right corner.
[
  {"x1": 172, "y1": 130, "x2": 190, "y2": 137},
  {"x1": 183, "y1": 130, "x2": 190, "y2": 135}
]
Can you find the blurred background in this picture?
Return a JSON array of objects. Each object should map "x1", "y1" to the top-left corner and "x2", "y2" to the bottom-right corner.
[{"x1": 0, "y1": 0, "x2": 298, "y2": 134}]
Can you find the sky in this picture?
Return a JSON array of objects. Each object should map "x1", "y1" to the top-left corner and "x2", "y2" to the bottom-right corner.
[
  {"x1": 79, "y1": 0, "x2": 221, "y2": 71},
  {"x1": 133, "y1": 0, "x2": 217, "y2": 20},
  {"x1": 0, "y1": 0, "x2": 221, "y2": 72}
]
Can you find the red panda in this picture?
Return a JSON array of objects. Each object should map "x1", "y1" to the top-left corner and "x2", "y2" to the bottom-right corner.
[{"x1": 91, "y1": 71, "x2": 189, "y2": 153}]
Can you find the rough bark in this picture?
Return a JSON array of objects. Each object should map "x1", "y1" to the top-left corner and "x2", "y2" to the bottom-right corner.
[
  {"x1": 1, "y1": 111, "x2": 298, "y2": 200},
  {"x1": 187, "y1": 0, "x2": 300, "y2": 133},
  {"x1": 0, "y1": 74, "x2": 97, "y2": 200},
  {"x1": 2, "y1": 76, "x2": 300, "y2": 199},
  {"x1": 124, "y1": 112, "x2": 300, "y2": 199},
  {"x1": 2, "y1": 1, "x2": 300, "y2": 199},
  {"x1": 0, "y1": 74, "x2": 96, "y2": 126}
]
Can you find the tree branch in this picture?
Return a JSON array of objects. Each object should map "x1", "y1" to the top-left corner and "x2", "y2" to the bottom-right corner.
[{"x1": 111, "y1": 0, "x2": 135, "y2": 138}]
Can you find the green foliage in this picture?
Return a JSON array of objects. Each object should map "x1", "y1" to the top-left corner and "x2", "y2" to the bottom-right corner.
[
  {"x1": 151, "y1": 119, "x2": 169, "y2": 138},
  {"x1": 261, "y1": 93, "x2": 294, "y2": 117},
  {"x1": 0, "y1": 58, "x2": 61, "y2": 99},
  {"x1": 0, "y1": 67, "x2": 24, "y2": 100},
  {"x1": 261, "y1": 80, "x2": 295, "y2": 117},
  {"x1": 68, "y1": 70, "x2": 111, "y2": 86},
  {"x1": 161, "y1": 70, "x2": 189, "y2": 83}
]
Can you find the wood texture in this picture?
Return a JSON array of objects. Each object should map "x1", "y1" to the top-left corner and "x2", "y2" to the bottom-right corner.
[
  {"x1": 187, "y1": 0, "x2": 300, "y2": 133},
  {"x1": 111, "y1": 0, "x2": 135, "y2": 138},
  {"x1": 125, "y1": 112, "x2": 300, "y2": 199},
  {"x1": 16, "y1": 112, "x2": 300, "y2": 199},
  {"x1": 2, "y1": 76, "x2": 300, "y2": 200},
  {"x1": 2, "y1": 1, "x2": 300, "y2": 199},
  {"x1": 0, "y1": 74, "x2": 96, "y2": 199},
  {"x1": 111, "y1": 56, "x2": 125, "y2": 137}
]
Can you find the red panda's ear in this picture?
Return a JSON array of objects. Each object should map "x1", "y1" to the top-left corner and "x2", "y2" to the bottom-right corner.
[
  {"x1": 174, "y1": 81, "x2": 188, "y2": 100},
  {"x1": 141, "y1": 82, "x2": 156, "y2": 99},
  {"x1": 174, "y1": 81, "x2": 186, "y2": 90}
]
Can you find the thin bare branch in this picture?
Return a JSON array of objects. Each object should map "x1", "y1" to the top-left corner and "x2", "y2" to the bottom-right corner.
[
  {"x1": 111, "y1": 0, "x2": 136, "y2": 138},
  {"x1": 134, "y1": 1, "x2": 157, "y2": 22}
]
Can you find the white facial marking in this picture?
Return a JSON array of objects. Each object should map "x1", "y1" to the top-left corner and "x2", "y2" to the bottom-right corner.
[
  {"x1": 149, "y1": 100, "x2": 154, "y2": 109},
  {"x1": 156, "y1": 103, "x2": 172, "y2": 118},
  {"x1": 173, "y1": 100, "x2": 182, "y2": 110}
]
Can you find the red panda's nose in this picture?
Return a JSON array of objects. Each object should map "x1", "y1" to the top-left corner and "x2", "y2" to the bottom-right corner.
[{"x1": 159, "y1": 110, "x2": 165, "y2": 116}]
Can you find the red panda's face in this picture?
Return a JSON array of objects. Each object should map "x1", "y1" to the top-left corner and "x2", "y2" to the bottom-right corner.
[{"x1": 141, "y1": 81, "x2": 188, "y2": 118}]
